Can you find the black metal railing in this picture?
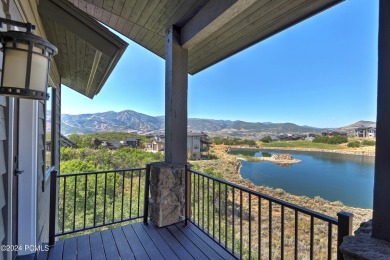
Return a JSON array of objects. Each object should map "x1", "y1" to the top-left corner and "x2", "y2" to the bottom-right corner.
[
  {"x1": 55, "y1": 168, "x2": 147, "y2": 237},
  {"x1": 187, "y1": 169, "x2": 353, "y2": 260}
]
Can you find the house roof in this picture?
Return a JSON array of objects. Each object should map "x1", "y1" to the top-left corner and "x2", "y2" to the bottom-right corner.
[
  {"x1": 68, "y1": 0, "x2": 343, "y2": 75},
  {"x1": 39, "y1": 0, "x2": 128, "y2": 98}
]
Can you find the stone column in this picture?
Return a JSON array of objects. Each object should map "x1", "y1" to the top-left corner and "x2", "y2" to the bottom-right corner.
[
  {"x1": 340, "y1": 220, "x2": 390, "y2": 259},
  {"x1": 148, "y1": 162, "x2": 186, "y2": 227}
]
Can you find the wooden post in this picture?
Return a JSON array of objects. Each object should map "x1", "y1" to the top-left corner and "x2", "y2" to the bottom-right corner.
[
  {"x1": 373, "y1": 0, "x2": 390, "y2": 242},
  {"x1": 165, "y1": 26, "x2": 188, "y2": 165},
  {"x1": 337, "y1": 211, "x2": 353, "y2": 260}
]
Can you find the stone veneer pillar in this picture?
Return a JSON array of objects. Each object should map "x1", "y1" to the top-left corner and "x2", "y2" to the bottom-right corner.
[
  {"x1": 340, "y1": 220, "x2": 390, "y2": 259},
  {"x1": 148, "y1": 162, "x2": 186, "y2": 227}
]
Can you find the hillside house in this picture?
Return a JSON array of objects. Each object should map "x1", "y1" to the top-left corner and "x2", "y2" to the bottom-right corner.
[
  {"x1": 321, "y1": 130, "x2": 348, "y2": 137},
  {"x1": 0, "y1": 1, "x2": 389, "y2": 260},
  {"x1": 45, "y1": 134, "x2": 76, "y2": 151},
  {"x1": 120, "y1": 138, "x2": 141, "y2": 148},
  {"x1": 151, "y1": 132, "x2": 208, "y2": 160},
  {"x1": 355, "y1": 127, "x2": 376, "y2": 138}
]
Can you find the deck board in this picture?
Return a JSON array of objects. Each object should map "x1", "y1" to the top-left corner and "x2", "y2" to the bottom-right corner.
[
  {"x1": 100, "y1": 230, "x2": 121, "y2": 260},
  {"x1": 89, "y1": 232, "x2": 106, "y2": 260},
  {"x1": 122, "y1": 225, "x2": 151, "y2": 260},
  {"x1": 48, "y1": 221, "x2": 236, "y2": 260},
  {"x1": 141, "y1": 223, "x2": 180, "y2": 260},
  {"x1": 132, "y1": 222, "x2": 164, "y2": 260},
  {"x1": 76, "y1": 235, "x2": 91, "y2": 260},
  {"x1": 174, "y1": 223, "x2": 227, "y2": 259},
  {"x1": 111, "y1": 227, "x2": 135, "y2": 260},
  {"x1": 166, "y1": 225, "x2": 208, "y2": 259},
  {"x1": 62, "y1": 237, "x2": 77, "y2": 260}
]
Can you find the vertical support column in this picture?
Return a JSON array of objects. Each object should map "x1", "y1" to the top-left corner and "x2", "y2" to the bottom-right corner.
[
  {"x1": 373, "y1": 0, "x2": 390, "y2": 242},
  {"x1": 165, "y1": 26, "x2": 188, "y2": 165}
]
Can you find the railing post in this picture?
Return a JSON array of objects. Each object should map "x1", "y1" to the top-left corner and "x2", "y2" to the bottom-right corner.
[
  {"x1": 337, "y1": 211, "x2": 353, "y2": 260},
  {"x1": 49, "y1": 170, "x2": 58, "y2": 247},
  {"x1": 143, "y1": 164, "x2": 151, "y2": 224},
  {"x1": 185, "y1": 164, "x2": 191, "y2": 225}
]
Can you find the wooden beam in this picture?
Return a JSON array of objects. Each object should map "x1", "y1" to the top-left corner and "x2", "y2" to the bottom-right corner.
[
  {"x1": 373, "y1": 0, "x2": 390, "y2": 242},
  {"x1": 181, "y1": 0, "x2": 257, "y2": 49},
  {"x1": 165, "y1": 26, "x2": 188, "y2": 165},
  {"x1": 39, "y1": 0, "x2": 127, "y2": 57}
]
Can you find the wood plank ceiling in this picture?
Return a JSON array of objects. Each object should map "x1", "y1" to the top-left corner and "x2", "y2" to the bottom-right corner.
[
  {"x1": 68, "y1": 0, "x2": 343, "y2": 74},
  {"x1": 39, "y1": 0, "x2": 128, "y2": 98}
]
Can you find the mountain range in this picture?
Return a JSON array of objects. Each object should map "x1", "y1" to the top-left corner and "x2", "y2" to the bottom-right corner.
[{"x1": 47, "y1": 110, "x2": 375, "y2": 137}]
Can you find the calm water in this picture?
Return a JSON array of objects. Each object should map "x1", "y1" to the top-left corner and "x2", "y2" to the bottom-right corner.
[{"x1": 230, "y1": 149, "x2": 374, "y2": 209}]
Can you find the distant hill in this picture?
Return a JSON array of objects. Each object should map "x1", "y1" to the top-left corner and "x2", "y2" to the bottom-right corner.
[
  {"x1": 338, "y1": 120, "x2": 376, "y2": 133},
  {"x1": 47, "y1": 109, "x2": 374, "y2": 137}
]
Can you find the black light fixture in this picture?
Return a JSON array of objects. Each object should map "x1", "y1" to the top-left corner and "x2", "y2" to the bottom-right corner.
[{"x1": 0, "y1": 18, "x2": 58, "y2": 100}]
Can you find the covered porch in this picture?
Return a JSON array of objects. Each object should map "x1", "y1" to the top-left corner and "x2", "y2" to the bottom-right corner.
[{"x1": 0, "y1": 0, "x2": 388, "y2": 260}]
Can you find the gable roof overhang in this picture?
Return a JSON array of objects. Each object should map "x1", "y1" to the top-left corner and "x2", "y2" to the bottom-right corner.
[
  {"x1": 39, "y1": 0, "x2": 128, "y2": 98},
  {"x1": 69, "y1": 0, "x2": 343, "y2": 75}
]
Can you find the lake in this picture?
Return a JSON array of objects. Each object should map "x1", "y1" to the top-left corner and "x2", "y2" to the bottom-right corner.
[{"x1": 229, "y1": 148, "x2": 375, "y2": 209}]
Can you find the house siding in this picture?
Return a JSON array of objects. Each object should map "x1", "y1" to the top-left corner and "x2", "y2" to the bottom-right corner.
[{"x1": 0, "y1": 97, "x2": 6, "y2": 260}]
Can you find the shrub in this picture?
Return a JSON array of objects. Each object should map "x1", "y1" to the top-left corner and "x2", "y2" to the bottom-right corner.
[
  {"x1": 362, "y1": 140, "x2": 376, "y2": 146},
  {"x1": 313, "y1": 135, "x2": 348, "y2": 144},
  {"x1": 261, "y1": 135, "x2": 272, "y2": 143},
  {"x1": 313, "y1": 136, "x2": 329, "y2": 143},
  {"x1": 347, "y1": 141, "x2": 361, "y2": 148},
  {"x1": 327, "y1": 135, "x2": 348, "y2": 144}
]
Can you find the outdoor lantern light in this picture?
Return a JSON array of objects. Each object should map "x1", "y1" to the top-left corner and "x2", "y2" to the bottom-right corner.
[{"x1": 0, "y1": 18, "x2": 58, "y2": 100}]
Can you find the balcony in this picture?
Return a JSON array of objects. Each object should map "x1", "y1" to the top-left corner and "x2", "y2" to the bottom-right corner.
[{"x1": 43, "y1": 166, "x2": 353, "y2": 259}]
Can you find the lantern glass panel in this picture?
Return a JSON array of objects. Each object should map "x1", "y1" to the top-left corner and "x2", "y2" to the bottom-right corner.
[
  {"x1": 30, "y1": 51, "x2": 48, "y2": 92},
  {"x1": 2, "y1": 42, "x2": 28, "y2": 90}
]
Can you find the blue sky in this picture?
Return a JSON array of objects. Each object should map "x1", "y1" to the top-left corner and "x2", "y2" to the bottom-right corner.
[{"x1": 61, "y1": 0, "x2": 378, "y2": 128}]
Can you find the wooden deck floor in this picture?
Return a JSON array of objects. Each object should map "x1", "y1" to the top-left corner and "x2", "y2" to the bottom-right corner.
[{"x1": 40, "y1": 221, "x2": 235, "y2": 260}]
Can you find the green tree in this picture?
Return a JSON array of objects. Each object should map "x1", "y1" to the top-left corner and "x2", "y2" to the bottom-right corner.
[{"x1": 261, "y1": 135, "x2": 272, "y2": 143}]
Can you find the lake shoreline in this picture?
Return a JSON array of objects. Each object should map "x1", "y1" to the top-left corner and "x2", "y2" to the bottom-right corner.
[
  {"x1": 228, "y1": 146, "x2": 375, "y2": 157},
  {"x1": 191, "y1": 158, "x2": 373, "y2": 233}
]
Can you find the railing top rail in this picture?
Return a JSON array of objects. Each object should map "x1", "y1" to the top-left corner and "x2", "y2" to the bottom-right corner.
[
  {"x1": 188, "y1": 169, "x2": 338, "y2": 225},
  {"x1": 57, "y1": 167, "x2": 146, "y2": 177}
]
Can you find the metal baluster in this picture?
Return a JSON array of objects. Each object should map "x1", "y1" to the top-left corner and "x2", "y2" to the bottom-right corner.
[
  {"x1": 232, "y1": 188, "x2": 235, "y2": 255},
  {"x1": 219, "y1": 181, "x2": 221, "y2": 243},
  {"x1": 198, "y1": 174, "x2": 200, "y2": 224},
  {"x1": 103, "y1": 172, "x2": 107, "y2": 224},
  {"x1": 121, "y1": 171, "x2": 125, "y2": 221},
  {"x1": 269, "y1": 201, "x2": 272, "y2": 260},
  {"x1": 225, "y1": 184, "x2": 228, "y2": 248},
  {"x1": 73, "y1": 176, "x2": 77, "y2": 231},
  {"x1": 113, "y1": 171, "x2": 117, "y2": 222},
  {"x1": 129, "y1": 170, "x2": 133, "y2": 218},
  {"x1": 295, "y1": 210, "x2": 298, "y2": 260},
  {"x1": 328, "y1": 223, "x2": 332, "y2": 260},
  {"x1": 310, "y1": 216, "x2": 314, "y2": 260},
  {"x1": 137, "y1": 169, "x2": 141, "y2": 216},
  {"x1": 62, "y1": 177, "x2": 66, "y2": 233},
  {"x1": 213, "y1": 180, "x2": 215, "y2": 238},
  {"x1": 240, "y1": 190, "x2": 243, "y2": 258},
  {"x1": 93, "y1": 174, "x2": 97, "y2": 227},
  {"x1": 281, "y1": 205, "x2": 285, "y2": 259},
  {"x1": 258, "y1": 197, "x2": 261, "y2": 260},
  {"x1": 249, "y1": 193, "x2": 252, "y2": 260},
  {"x1": 83, "y1": 174, "x2": 87, "y2": 229}
]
